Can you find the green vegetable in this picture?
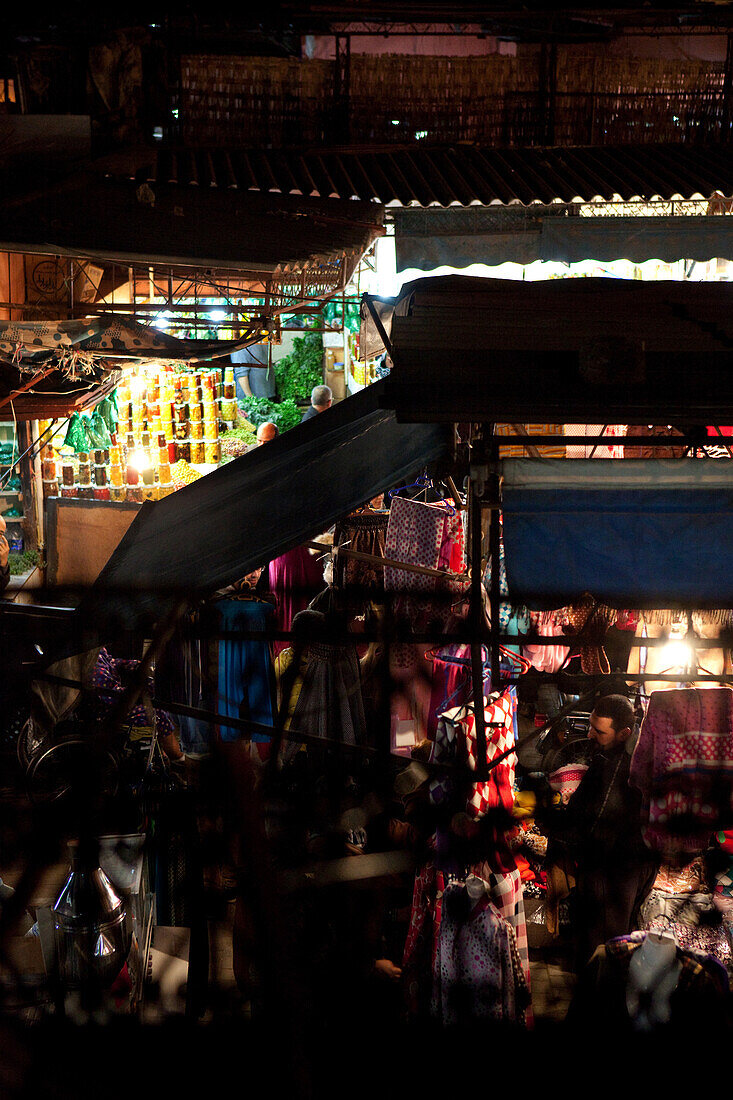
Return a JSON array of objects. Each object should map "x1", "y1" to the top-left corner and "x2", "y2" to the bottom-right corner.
[
  {"x1": 237, "y1": 396, "x2": 302, "y2": 433},
  {"x1": 274, "y1": 328, "x2": 323, "y2": 403},
  {"x1": 8, "y1": 549, "x2": 39, "y2": 576}
]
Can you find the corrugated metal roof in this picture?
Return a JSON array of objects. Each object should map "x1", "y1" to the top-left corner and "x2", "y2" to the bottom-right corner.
[{"x1": 152, "y1": 144, "x2": 733, "y2": 207}]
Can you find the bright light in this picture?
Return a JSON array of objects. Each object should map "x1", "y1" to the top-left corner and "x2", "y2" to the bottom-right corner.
[
  {"x1": 659, "y1": 641, "x2": 693, "y2": 672},
  {"x1": 391, "y1": 119, "x2": 400, "y2": 126},
  {"x1": 153, "y1": 315, "x2": 169, "y2": 330},
  {"x1": 129, "y1": 449, "x2": 150, "y2": 472},
  {"x1": 129, "y1": 377, "x2": 147, "y2": 396},
  {"x1": 209, "y1": 310, "x2": 227, "y2": 323}
]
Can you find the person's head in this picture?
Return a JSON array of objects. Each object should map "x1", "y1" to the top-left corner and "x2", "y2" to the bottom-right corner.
[
  {"x1": 311, "y1": 385, "x2": 332, "y2": 412},
  {"x1": 0, "y1": 515, "x2": 6, "y2": 539},
  {"x1": 234, "y1": 566, "x2": 263, "y2": 591},
  {"x1": 589, "y1": 694, "x2": 635, "y2": 750},
  {"x1": 256, "y1": 421, "x2": 279, "y2": 445}
]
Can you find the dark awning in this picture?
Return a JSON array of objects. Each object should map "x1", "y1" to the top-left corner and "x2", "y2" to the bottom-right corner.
[
  {"x1": 75, "y1": 380, "x2": 450, "y2": 639},
  {"x1": 365, "y1": 275, "x2": 733, "y2": 423}
]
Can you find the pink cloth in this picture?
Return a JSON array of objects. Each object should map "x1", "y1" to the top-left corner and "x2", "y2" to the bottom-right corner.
[
  {"x1": 523, "y1": 611, "x2": 570, "y2": 674},
  {"x1": 631, "y1": 687, "x2": 733, "y2": 856},
  {"x1": 267, "y1": 546, "x2": 324, "y2": 656},
  {"x1": 426, "y1": 643, "x2": 472, "y2": 742}
]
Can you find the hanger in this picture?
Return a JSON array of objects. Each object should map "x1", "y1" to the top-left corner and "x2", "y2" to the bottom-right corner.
[{"x1": 388, "y1": 475, "x2": 456, "y2": 517}]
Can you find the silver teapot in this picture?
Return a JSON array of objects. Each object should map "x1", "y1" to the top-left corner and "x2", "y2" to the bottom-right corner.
[{"x1": 53, "y1": 844, "x2": 131, "y2": 989}]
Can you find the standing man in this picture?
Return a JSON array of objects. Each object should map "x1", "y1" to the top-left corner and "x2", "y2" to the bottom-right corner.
[
  {"x1": 231, "y1": 342, "x2": 277, "y2": 402},
  {"x1": 300, "y1": 385, "x2": 332, "y2": 423},
  {"x1": 549, "y1": 694, "x2": 658, "y2": 968},
  {"x1": 0, "y1": 515, "x2": 9, "y2": 594}
]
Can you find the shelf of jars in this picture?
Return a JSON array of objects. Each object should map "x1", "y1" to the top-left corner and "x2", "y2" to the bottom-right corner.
[
  {"x1": 39, "y1": 365, "x2": 239, "y2": 505},
  {"x1": 0, "y1": 424, "x2": 26, "y2": 549}
]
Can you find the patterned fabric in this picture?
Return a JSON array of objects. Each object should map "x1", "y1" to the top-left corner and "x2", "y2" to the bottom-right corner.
[
  {"x1": 429, "y1": 714, "x2": 459, "y2": 808},
  {"x1": 332, "y1": 510, "x2": 388, "y2": 594},
  {"x1": 384, "y1": 496, "x2": 446, "y2": 593},
  {"x1": 564, "y1": 593, "x2": 615, "y2": 675},
  {"x1": 483, "y1": 534, "x2": 512, "y2": 629},
  {"x1": 549, "y1": 763, "x2": 590, "y2": 804},
  {"x1": 462, "y1": 689, "x2": 517, "y2": 820},
  {"x1": 653, "y1": 857, "x2": 707, "y2": 896},
  {"x1": 403, "y1": 859, "x2": 441, "y2": 1018},
  {"x1": 473, "y1": 863, "x2": 533, "y2": 1025},
  {"x1": 630, "y1": 687, "x2": 733, "y2": 857},
  {"x1": 638, "y1": 892, "x2": 733, "y2": 967},
  {"x1": 432, "y1": 882, "x2": 529, "y2": 1026},
  {"x1": 91, "y1": 648, "x2": 175, "y2": 737}
]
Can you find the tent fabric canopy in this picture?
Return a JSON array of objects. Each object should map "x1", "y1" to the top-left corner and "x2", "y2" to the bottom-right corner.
[
  {"x1": 0, "y1": 317, "x2": 272, "y2": 372},
  {"x1": 394, "y1": 213, "x2": 733, "y2": 270},
  {"x1": 501, "y1": 459, "x2": 733, "y2": 608}
]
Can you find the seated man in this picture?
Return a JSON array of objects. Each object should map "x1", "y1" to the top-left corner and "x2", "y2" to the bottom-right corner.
[{"x1": 300, "y1": 385, "x2": 332, "y2": 423}]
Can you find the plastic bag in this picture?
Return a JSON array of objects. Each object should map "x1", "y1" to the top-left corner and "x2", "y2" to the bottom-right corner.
[
  {"x1": 97, "y1": 395, "x2": 118, "y2": 435},
  {"x1": 87, "y1": 409, "x2": 112, "y2": 449},
  {"x1": 64, "y1": 412, "x2": 93, "y2": 453}
]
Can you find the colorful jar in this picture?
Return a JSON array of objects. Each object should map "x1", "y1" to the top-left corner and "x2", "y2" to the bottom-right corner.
[
  {"x1": 205, "y1": 439, "x2": 221, "y2": 464},
  {"x1": 78, "y1": 456, "x2": 91, "y2": 486},
  {"x1": 190, "y1": 440, "x2": 204, "y2": 464}
]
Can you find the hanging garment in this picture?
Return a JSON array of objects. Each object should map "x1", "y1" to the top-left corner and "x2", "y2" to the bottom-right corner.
[
  {"x1": 268, "y1": 546, "x2": 325, "y2": 656},
  {"x1": 563, "y1": 593, "x2": 615, "y2": 675},
  {"x1": 483, "y1": 530, "x2": 512, "y2": 629},
  {"x1": 630, "y1": 687, "x2": 733, "y2": 857},
  {"x1": 430, "y1": 691, "x2": 517, "y2": 819},
  {"x1": 384, "y1": 495, "x2": 450, "y2": 593},
  {"x1": 432, "y1": 882, "x2": 529, "y2": 1027},
  {"x1": 332, "y1": 510, "x2": 388, "y2": 596},
  {"x1": 436, "y1": 507, "x2": 466, "y2": 575},
  {"x1": 426, "y1": 643, "x2": 473, "y2": 743},
  {"x1": 215, "y1": 597, "x2": 276, "y2": 743},
  {"x1": 286, "y1": 640, "x2": 367, "y2": 754},
  {"x1": 472, "y1": 863, "x2": 533, "y2": 1024},
  {"x1": 523, "y1": 611, "x2": 570, "y2": 674},
  {"x1": 462, "y1": 689, "x2": 518, "y2": 820},
  {"x1": 403, "y1": 859, "x2": 442, "y2": 1019}
]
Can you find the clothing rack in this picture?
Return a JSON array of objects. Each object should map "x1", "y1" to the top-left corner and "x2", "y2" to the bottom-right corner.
[{"x1": 306, "y1": 541, "x2": 470, "y2": 584}]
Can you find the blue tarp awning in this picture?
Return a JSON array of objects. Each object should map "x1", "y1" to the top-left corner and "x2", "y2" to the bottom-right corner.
[{"x1": 501, "y1": 459, "x2": 733, "y2": 608}]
